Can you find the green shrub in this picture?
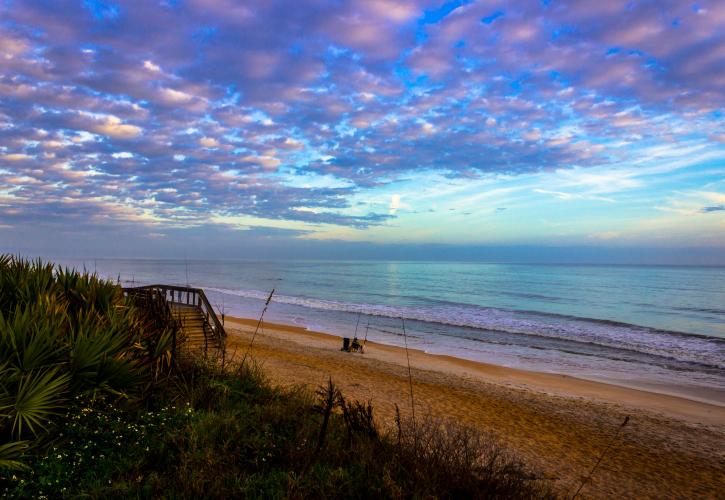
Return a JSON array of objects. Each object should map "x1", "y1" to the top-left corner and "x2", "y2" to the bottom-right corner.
[
  {"x1": 1, "y1": 355, "x2": 556, "y2": 499},
  {"x1": 0, "y1": 255, "x2": 175, "y2": 470},
  {"x1": 0, "y1": 397, "x2": 195, "y2": 499}
]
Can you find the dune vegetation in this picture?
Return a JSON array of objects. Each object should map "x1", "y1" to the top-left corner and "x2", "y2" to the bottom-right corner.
[{"x1": 0, "y1": 255, "x2": 555, "y2": 499}]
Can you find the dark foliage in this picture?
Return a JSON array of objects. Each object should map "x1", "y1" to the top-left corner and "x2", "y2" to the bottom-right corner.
[{"x1": 1, "y1": 255, "x2": 557, "y2": 499}]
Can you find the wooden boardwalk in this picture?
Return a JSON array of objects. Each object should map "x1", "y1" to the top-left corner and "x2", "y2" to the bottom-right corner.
[
  {"x1": 125, "y1": 284, "x2": 226, "y2": 360},
  {"x1": 172, "y1": 303, "x2": 224, "y2": 354}
]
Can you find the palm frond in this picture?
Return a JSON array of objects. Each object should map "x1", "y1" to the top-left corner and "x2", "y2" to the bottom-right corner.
[
  {"x1": 0, "y1": 440, "x2": 30, "y2": 471},
  {"x1": 11, "y1": 368, "x2": 71, "y2": 438}
]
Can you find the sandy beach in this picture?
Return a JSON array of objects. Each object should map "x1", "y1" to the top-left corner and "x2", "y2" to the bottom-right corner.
[{"x1": 224, "y1": 316, "x2": 725, "y2": 499}]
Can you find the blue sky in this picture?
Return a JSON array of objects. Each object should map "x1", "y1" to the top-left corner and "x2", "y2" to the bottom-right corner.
[{"x1": 1, "y1": 0, "x2": 724, "y2": 262}]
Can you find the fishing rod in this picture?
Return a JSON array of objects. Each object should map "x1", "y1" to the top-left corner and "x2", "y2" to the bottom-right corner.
[
  {"x1": 353, "y1": 309, "x2": 362, "y2": 339},
  {"x1": 361, "y1": 315, "x2": 371, "y2": 352}
]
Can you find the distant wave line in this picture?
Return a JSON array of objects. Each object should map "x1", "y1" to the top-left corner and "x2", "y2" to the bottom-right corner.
[{"x1": 204, "y1": 286, "x2": 725, "y2": 370}]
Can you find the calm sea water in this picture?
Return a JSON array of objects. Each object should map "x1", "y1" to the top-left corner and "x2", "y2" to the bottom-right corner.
[{"x1": 59, "y1": 259, "x2": 725, "y2": 403}]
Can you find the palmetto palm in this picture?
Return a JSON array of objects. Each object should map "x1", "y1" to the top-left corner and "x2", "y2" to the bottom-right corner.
[{"x1": 0, "y1": 255, "x2": 176, "y2": 470}]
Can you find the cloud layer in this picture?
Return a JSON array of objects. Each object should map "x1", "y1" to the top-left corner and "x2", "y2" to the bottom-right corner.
[{"x1": 1, "y1": 0, "x2": 724, "y2": 248}]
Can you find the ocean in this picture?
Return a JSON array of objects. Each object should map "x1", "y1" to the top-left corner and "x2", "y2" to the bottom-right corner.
[{"x1": 59, "y1": 258, "x2": 725, "y2": 403}]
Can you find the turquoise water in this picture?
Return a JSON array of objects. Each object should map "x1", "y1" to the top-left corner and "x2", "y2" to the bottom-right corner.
[{"x1": 61, "y1": 259, "x2": 725, "y2": 402}]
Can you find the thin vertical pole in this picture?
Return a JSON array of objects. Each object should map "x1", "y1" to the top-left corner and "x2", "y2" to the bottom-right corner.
[{"x1": 401, "y1": 317, "x2": 415, "y2": 425}]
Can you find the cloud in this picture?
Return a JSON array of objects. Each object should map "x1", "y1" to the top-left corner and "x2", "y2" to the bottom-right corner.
[
  {"x1": 143, "y1": 60, "x2": 161, "y2": 72},
  {"x1": 158, "y1": 88, "x2": 195, "y2": 105},
  {"x1": 0, "y1": 0, "x2": 723, "y2": 248},
  {"x1": 0, "y1": 153, "x2": 33, "y2": 161},
  {"x1": 198, "y1": 137, "x2": 220, "y2": 148},
  {"x1": 81, "y1": 113, "x2": 142, "y2": 139},
  {"x1": 655, "y1": 190, "x2": 725, "y2": 217},
  {"x1": 240, "y1": 154, "x2": 281, "y2": 170},
  {"x1": 389, "y1": 194, "x2": 401, "y2": 214}
]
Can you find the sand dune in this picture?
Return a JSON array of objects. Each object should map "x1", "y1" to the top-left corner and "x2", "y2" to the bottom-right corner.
[{"x1": 224, "y1": 316, "x2": 725, "y2": 499}]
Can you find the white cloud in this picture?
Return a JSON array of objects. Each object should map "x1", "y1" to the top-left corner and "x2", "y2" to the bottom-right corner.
[
  {"x1": 389, "y1": 194, "x2": 401, "y2": 214},
  {"x1": 698, "y1": 191, "x2": 725, "y2": 204},
  {"x1": 143, "y1": 60, "x2": 161, "y2": 72},
  {"x1": 83, "y1": 113, "x2": 142, "y2": 139},
  {"x1": 71, "y1": 131, "x2": 98, "y2": 143},
  {"x1": 555, "y1": 168, "x2": 641, "y2": 193},
  {"x1": 42, "y1": 140, "x2": 66, "y2": 149},
  {"x1": 199, "y1": 137, "x2": 220, "y2": 148},
  {"x1": 0, "y1": 153, "x2": 32, "y2": 161},
  {"x1": 241, "y1": 154, "x2": 281, "y2": 170},
  {"x1": 655, "y1": 190, "x2": 725, "y2": 216},
  {"x1": 159, "y1": 87, "x2": 195, "y2": 104},
  {"x1": 283, "y1": 137, "x2": 304, "y2": 149},
  {"x1": 533, "y1": 188, "x2": 615, "y2": 203}
]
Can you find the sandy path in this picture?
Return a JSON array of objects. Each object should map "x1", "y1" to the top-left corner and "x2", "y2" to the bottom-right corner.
[{"x1": 224, "y1": 317, "x2": 725, "y2": 499}]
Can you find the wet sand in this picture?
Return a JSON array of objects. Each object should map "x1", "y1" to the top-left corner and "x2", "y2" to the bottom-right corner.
[{"x1": 225, "y1": 316, "x2": 725, "y2": 499}]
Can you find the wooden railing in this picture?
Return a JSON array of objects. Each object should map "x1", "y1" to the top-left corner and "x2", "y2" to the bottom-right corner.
[
  {"x1": 122, "y1": 286, "x2": 179, "y2": 365},
  {"x1": 123, "y1": 284, "x2": 226, "y2": 355}
]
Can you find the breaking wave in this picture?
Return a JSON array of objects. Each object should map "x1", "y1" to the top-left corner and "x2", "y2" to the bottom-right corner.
[{"x1": 205, "y1": 286, "x2": 725, "y2": 370}]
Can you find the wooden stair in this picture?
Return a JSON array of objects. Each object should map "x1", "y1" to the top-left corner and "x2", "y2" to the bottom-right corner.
[
  {"x1": 172, "y1": 303, "x2": 223, "y2": 355},
  {"x1": 124, "y1": 284, "x2": 226, "y2": 361}
]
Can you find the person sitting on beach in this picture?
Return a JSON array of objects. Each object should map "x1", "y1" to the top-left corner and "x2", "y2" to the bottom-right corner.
[
  {"x1": 341, "y1": 336, "x2": 363, "y2": 353},
  {"x1": 350, "y1": 337, "x2": 361, "y2": 352}
]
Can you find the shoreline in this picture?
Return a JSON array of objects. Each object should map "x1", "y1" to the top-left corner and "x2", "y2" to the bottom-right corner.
[
  {"x1": 222, "y1": 315, "x2": 725, "y2": 498},
  {"x1": 225, "y1": 316, "x2": 724, "y2": 425}
]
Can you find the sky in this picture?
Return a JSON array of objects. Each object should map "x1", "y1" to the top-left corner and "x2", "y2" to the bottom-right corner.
[{"x1": 1, "y1": 0, "x2": 724, "y2": 263}]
